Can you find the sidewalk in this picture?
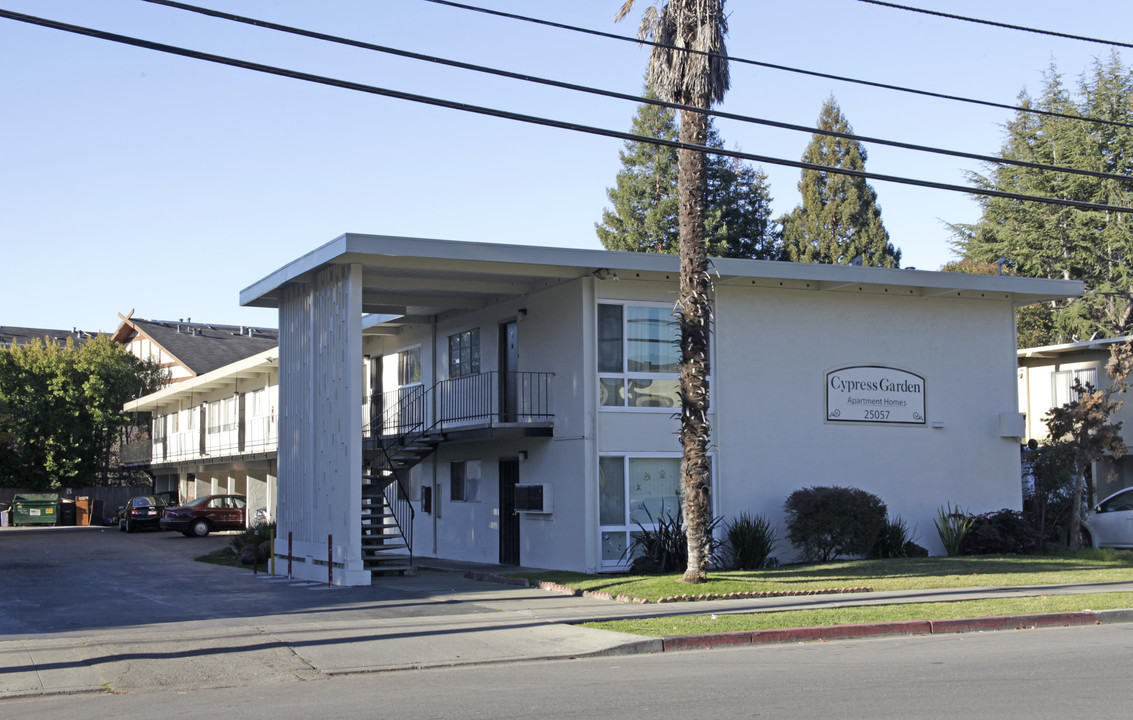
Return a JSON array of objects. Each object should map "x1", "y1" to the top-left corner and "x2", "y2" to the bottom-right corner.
[{"x1": 3, "y1": 560, "x2": 1132, "y2": 699}]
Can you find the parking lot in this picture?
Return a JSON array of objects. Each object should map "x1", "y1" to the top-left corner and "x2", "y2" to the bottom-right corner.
[{"x1": 0, "y1": 525, "x2": 485, "y2": 639}]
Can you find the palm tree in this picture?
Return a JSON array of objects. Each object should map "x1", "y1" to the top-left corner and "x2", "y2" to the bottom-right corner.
[{"x1": 616, "y1": 0, "x2": 729, "y2": 584}]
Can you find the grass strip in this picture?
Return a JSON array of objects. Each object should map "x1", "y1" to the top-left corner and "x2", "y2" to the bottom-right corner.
[
  {"x1": 582, "y1": 592, "x2": 1133, "y2": 636},
  {"x1": 513, "y1": 551, "x2": 1133, "y2": 602}
]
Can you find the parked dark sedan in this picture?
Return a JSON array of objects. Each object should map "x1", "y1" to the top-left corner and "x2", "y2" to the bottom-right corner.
[
  {"x1": 159, "y1": 495, "x2": 247, "y2": 537},
  {"x1": 117, "y1": 495, "x2": 170, "y2": 533}
]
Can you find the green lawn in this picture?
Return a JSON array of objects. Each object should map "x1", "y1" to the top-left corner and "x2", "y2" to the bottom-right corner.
[
  {"x1": 514, "y1": 550, "x2": 1133, "y2": 603},
  {"x1": 583, "y1": 592, "x2": 1133, "y2": 636}
]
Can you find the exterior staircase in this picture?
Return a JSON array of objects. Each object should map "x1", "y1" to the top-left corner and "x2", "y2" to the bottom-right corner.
[{"x1": 359, "y1": 430, "x2": 443, "y2": 576}]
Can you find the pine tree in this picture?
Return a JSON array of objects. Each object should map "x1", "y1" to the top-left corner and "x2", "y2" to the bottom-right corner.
[
  {"x1": 595, "y1": 91, "x2": 680, "y2": 254},
  {"x1": 596, "y1": 97, "x2": 779, "y2": 259},
  {"x1": 780, "y1": 96, "x2": 900, "y2": 267},
  {"x1": 953, "y1": 55, "x2": 1133, "y2": 344}
]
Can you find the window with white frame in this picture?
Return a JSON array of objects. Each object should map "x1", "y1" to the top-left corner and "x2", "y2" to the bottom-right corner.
[
  {"x1": 599, "y1": 455, "x2": 710, "y2": 567},
  {"x1": 448, "y1": 329, "x2": 480, "y2": 378},
  {"x1": 222, "y1": 396, "x2": 238, "y2": 431},
  {"x1": 399, "y1": 347, "x2": 422, "y2": 386},
  {"x1": 450, "y1": 460, "x2": 481, "y2": 502},
  {"x1": 250, "y1": 387, "x2": 269, "y2": 417},
  {"x1": 1052, "y1": 367, "x2": 1099, "y2": 407},
  {"x1": 207, "y1": 401, "x2": 221, "y2": 434},
  {"x1": 598, "y1": 303, "x2": 686, "y2": 409},
  {"x1": 153, "y1": 415, "x2": 166, "y2": 442}
]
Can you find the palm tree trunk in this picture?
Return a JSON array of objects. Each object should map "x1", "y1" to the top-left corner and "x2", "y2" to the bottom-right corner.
[{"x1": 677, "y1": 107, "x2": 711, "y2": 584}]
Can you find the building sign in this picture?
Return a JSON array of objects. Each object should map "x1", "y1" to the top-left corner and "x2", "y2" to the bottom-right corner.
[{"x1": 826, "y1": 366, "x2": 925, "y2": 425}]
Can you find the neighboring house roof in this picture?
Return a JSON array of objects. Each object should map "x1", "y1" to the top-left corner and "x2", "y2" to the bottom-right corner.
[
  {"x1": 0, "y1": 326, "x2": 96, "y2": 347},
  {"x1": 240, "y1": 234, "x2": 1085, "y2": 327},
  {"x1": 111, "y1": 315, "x2": 278, "y2": 377},
  {"x1": 1018, "y1": 336, "x2": 1132, "y2": 360}
]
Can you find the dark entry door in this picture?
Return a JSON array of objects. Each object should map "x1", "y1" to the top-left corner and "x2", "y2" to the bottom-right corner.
[
  {"x1": 498, "y1": 321, "x2": 518, "y2": 422},
  {"x1": 499, "y1": 458, "x2": 520, "y2": 565}
]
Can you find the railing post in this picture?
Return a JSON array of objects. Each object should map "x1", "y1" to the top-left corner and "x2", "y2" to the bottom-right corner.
[
  {"x1": 328, "y1": 534, "x2": 333, "y2": 587},
  {"x1": 288, "y1": 531, "x2": 292, "y2": 578}
]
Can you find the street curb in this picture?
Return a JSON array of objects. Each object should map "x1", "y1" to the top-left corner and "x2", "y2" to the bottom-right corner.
[{"x1": 659, "y1": 611, "x2": 1101, "y2": 651}]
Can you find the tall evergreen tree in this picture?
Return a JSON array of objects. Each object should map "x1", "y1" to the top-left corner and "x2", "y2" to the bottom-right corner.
[
  {"x1": 781, "y1": 96, "x2": 900, "y2": 267},
  {"x1": 953, "y1": 55, "x2": 1133, "y2": 344},
  {"x1": 616, "y1": 0, "x2": 729, "y2": 585},
  {"x1": 596, "y1": 90, "x2": 680, "y2": 254},
  {"x1": 597, "y1": 99, "x2": 779, "y2": 259}
]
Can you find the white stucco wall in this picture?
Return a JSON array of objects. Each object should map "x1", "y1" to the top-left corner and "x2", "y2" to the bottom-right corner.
[{"x1": 713, "y1": 284, "x2": 1023, "y2": 558}]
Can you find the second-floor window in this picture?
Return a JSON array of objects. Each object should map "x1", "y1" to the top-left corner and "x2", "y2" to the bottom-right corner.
[
  {"x1": 449, "y1": 328, "x2": 480, "y2": 378},
  {"x1": 1053, "y1": 367, "x2": 1099, "y2": 407},
  {"x1": 598, "y1": 303, "x2": 686, "y2": 409},
  {"x1": 399, "y1": 347, "x2": 422, "y2": 386}
]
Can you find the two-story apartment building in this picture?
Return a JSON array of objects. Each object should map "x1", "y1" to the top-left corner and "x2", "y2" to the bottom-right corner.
[
  {"x1": 116, "y1": 317, "x2": 279, "y2": 512},
  {"x1": 239, "y1": 233, "x2": 1082, "y2": 586},
  {"x1": 1018, "y1": 336, "x2": 1133, "y2": 503}
]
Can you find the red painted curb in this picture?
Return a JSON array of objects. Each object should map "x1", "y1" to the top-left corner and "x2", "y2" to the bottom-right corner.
[
  {"x1": 929, "y1": 611, "x2": 1096, "y2": 634},
  {"x1": 659, "y1": 613, "x2": 1099, "y2": 652}
]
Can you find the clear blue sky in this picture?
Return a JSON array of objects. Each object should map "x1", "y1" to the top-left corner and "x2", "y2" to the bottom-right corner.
[{"x1": 1, "y1": 0, "x2": 1128, "y2": 333}]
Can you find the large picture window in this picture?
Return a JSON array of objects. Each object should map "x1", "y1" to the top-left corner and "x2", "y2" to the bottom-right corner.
[
  {"x1": 599, "y1": 455, "x2": 712, "y2": 567},
  {"x1": 598, "y1": 303, "x2": 686, "y2": 409},
  {"x1": 449, "y1": 329, "x2": 480, "y2": 378}
]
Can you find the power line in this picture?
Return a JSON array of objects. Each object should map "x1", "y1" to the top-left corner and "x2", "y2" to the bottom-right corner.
[
  {"x1": 141, "y1": 0, "x2": 1133, "y2": 186},
  {"x1": 1, "y1": 7, "x2": 1130, "y2": 215},
  {"x1": 859, "y1": 0, "x2": 1133, "y2": 50},
  {"x1": 419, "y1": 0, "x2": 1133, "y2": 131}
]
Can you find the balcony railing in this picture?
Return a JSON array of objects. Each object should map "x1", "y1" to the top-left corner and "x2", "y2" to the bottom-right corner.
[
  {"x1": 366, "y1": 371, "x2": 553, "y2": 439},
  {"x1": 147, "y1": 416, "x2": 278, "y2": 464}
]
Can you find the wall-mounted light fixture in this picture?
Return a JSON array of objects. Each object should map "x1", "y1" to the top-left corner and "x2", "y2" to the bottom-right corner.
[{"x1": 518, "y1": 450, "x2": 528, "y2": 461}]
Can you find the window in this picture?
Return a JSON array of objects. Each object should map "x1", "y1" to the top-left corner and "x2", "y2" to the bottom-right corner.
[
  {"x1": 153, "y1": 415, "x2": 166, "y2": 442},
  {"x1": 399, "y1": 347, "x2": 422, "y2": 386},
  {"x1": 250, "y1": 388, "x2": 269, "y2": 417},
  {"x1": 1052, "y1": 367, "x2": 1098, "y2": 407},
  {"x1": 599, "y1": 455, "x2": 711, "y2": 567},
  {"x1": 450, "y1": 460, "x2": 481, "y2": 502},
  {"x1": 598, "y1": 303, "x2": 685, "y2": 408},
  {"x1": 449, "y1": 329, "x2": 480, "y2": 378},
  {"x1": 207, "y1": 401, "x2": 221, "y2": 434}
]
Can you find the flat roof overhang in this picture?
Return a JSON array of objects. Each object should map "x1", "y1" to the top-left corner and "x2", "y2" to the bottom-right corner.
[{"x1": 240, "y1": 234, "x2": 1085, "y2": 334}]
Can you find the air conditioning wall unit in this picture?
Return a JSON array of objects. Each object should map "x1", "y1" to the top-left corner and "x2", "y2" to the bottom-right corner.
[{"x1": 514, "y1": 483, "x2": 552, "y2": 514}]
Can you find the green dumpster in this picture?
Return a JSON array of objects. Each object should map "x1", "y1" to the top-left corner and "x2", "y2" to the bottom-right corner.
[{"x1": 13, "y1": 493, "x2": 59, "y2": 526}]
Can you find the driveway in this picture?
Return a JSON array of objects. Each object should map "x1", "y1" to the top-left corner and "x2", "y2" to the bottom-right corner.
[{"x1": 0, "y1": 525, "x2": 490, "y2": 638}]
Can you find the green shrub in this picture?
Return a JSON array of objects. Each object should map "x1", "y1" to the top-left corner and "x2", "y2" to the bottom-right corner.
[
  {"x1": 934, "y1": 503, "x2": 973, "y2": 556},
  {"x1": 960, "y1": 509, "x2": 1043, "y2": 555},
  {"x1": 625, "y1": 510, "x2": 723, "y2": 574},
  {"x1": 871, "y1": 516, "x2": 929, "y2": 558},
  {"x1": 725, "y1": 512, "x2": 778, "y2": 570},
  {"x1": 230, "y1": 521, "x2": 276, "y2": 552},
  {"x1": 783, "y1": 486, "x2": 888, "y2": 562}
]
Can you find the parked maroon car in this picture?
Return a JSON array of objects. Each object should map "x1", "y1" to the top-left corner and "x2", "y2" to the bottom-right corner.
[{"x1": 160, "y1": 495, "x2": 247, "y2": 537}]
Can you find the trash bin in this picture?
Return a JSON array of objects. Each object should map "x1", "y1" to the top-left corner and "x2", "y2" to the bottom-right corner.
[
  {"x1": 57, "y1": 498, "x2": 77, "y2": 526},
  {"x1": 13, "y1": 493, "x2": 60, "y2": 526}
]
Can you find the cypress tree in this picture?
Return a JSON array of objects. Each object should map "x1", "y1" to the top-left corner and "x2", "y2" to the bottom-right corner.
[
  {"x1": 954, "y1": 55, "x2": 1133, "y2": 343},
  {"x1": 781, "y1": 96, "x2": 900, "y2": 267},
  {"x1": 596, "y1": 93, "x2": 779, "y2": 259}
]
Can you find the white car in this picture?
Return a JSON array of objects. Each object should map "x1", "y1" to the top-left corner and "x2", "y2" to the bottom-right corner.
[{"x1": 1085, "y1": 487, "x2": 1133, "y2": 549}]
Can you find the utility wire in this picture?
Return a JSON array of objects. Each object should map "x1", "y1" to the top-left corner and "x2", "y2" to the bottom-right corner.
[
  {"x1": 1, "y1": 8, "x2": 1130, "y2": 215},
  {"x1": 141, "y1": 0, "x2": 1132, "y2": 185},
  {"x1": 859, "y1": 0, "x2": 1133, "y2": 50},
  {"x1": 420, "y1": 0, "x2": 1133, "y2": 131},
  {"x1": 145, "y1": 0, "x2": 1133, "y2": 185}
]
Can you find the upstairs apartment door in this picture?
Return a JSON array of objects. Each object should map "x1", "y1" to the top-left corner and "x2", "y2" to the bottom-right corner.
[{"x1": 499, "y1": 321, "x2": 518, "y2": 422}]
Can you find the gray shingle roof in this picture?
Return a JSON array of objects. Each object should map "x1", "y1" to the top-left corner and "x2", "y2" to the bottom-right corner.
[
  {"x1": 0, "y1": 326, "x2": 96, "y2": 347},
  {"x1": 117, "y1": 319, "x2": 278, "y2": 376}
]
